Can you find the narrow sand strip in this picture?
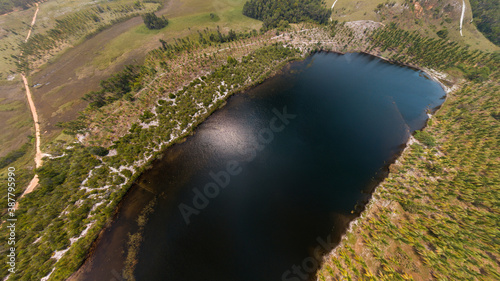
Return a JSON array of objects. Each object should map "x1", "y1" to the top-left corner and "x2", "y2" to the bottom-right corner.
[
  {"x1": 25, "y1": 3, "x2": 39, "y2": 42},
  {"x1": 14, "y1": 2, "x2": 42, "y2": 210},
  {"x1": 331, "y1": 0, "x2": 339, "y2": 9},
  {"x1": 330, "y1": 0, "x2": 340, "y2": 21},
  {"x1": 460, "y1": 0, "x2": 465, "y2": 37}
]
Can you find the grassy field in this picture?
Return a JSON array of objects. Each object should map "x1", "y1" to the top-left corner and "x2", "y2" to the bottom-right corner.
[
  {"x1": 0, "y1": 0, "x2": 156, "y2": 80},
  {"x1": 88, "y1": 0, "x2": 261, "y2": 71},
  {"x1": 0, "y1": 82, "x2": 32, "y2": 158},
  {"x1": 325, "y1": 0, "x2": 498, "y2": 52},
  {"x1": 0, "y1": 7, "x2": 32, "y2": 81}
]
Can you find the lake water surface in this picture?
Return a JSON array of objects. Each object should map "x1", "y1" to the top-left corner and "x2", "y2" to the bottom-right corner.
[{"x1": 73, "y1": 53, "x2": 445, "y2": 281}]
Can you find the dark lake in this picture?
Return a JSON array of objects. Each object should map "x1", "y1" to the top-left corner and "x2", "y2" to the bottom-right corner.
[{"x1": 73, "y1": 53, "x2": 445, "y2": 281}]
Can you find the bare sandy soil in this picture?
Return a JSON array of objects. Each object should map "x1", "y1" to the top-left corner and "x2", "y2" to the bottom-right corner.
[
  {"x1": 24, "y1": 3, "x2": 39, "y2": 42},
  {"x1": 21, "y1": 73, "x2": 42, "y2": 168}
]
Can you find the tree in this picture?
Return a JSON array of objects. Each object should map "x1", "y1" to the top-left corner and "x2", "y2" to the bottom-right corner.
[
  {"x1": 470, "y1": 0, "x2": 500, "y2": 46},
  {"x1": 436, "y1": 29, "x2": 448, "y2": 39},
  {"x1": 89, "y1": 146, "x2": 109, "y2": 157},
  {"x1": 0, "y1": 0, "x2": 38, "y2": 15},
  {"x1": 242, "y1": 0, "x2": 331, "y2": 30},
  {"x1": 227, "y1": 56, "x2": 238, "y2": 65},
  {"x1": 142, "y1": 12, "x2": 169, "y2": 30}
]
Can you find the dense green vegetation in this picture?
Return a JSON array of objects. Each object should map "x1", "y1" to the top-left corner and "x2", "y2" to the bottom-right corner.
[
  {"x1": 368, "y1": 23, "x2": 497, "y2": 70},
  {"x1": 142, "y1": 12, "x2": 169, "y2": 29},
  {"x1": 2, "y1": 145, "x2": 102, "y2": 280},
  {"x1": 457, "y1": 62, "x2": 492, "y2": 82},
  {"x1": 0, "y1": 0, "x2": 37, "y2": 15},
  {"x1": 470, "y1": 0, "x2": 500, "y2": 46},
  {"x1": 242, "y1": 0, "x2": 331, "y2": 29},
  {"x1": 89, "y1": 146, "x2": 109, "y2": 157},
  {"x1": 414, "y1": 130, "x2": 436, "y2": 147},
  {"x1": 82, "y1": 65, "x2": 143, "y2": 108}
]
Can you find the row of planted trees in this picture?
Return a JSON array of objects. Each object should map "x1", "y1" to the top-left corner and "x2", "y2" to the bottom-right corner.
[{"x1": 368, "y1": 23, "x2": 498, "y2": 71}]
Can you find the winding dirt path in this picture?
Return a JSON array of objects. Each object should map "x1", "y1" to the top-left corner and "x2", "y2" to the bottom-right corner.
[
  {"x1": 460, "y1": 0, "x2": 465, "y2": 37},
  {"x1": 331, "y1": 0, "x2": 339, "y2": 9},
  {"x1": 15, "y1": 2, "x2": 41, "y2": 209},
  {"x1": 25, "y1": 3, "x2": 39, "y2": 42},
  {"x1": 330, "y1": 0, "x2": 339, "y2": 21},
  {"x1": 21, "y1": 73, "x2": 43, "y2": 169}
]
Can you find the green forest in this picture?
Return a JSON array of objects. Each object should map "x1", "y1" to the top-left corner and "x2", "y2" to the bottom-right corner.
[
  {"x1": 0, "y1": 0, "x2": 37, "y2": 15},
  {"x1": 242, "y1": 0, "x2": 331, "y2": 29},
  {"x1": 470, "y1": 0, "x2": 500, "y2": 46}
]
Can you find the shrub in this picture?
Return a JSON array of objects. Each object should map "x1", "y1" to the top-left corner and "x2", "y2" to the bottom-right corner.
[
  {"x1": 139, "y1": 110, "x2": 155, "y2": 122},
  {"x1": 209, "y1": 13, "x2": 220, "y2": 21},
  {"x1": 227, "y1": 56, "x2": 238, "y2": 65},
  {"x1": 89, "y1": 146, "x2": 109, "y2": 157},
  {"x1": 414, "y1": 131, "x2": 436, "y2": 147},
  {"x1": 436, "y1": 29, "x2": 449, "y2": 39},
  {"x1": 142, "y1": 12, "x2": 168, "y2": 30}
]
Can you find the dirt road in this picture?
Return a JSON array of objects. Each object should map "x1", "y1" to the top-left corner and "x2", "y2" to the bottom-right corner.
[
  {"x1": 16, "y1": 2, "x2": 41, "y2": 207},
  {"x1": 331, "y1": 0, "x2": 339, "y2": 9},
  {"x1": 25, "y1": 3, "x2": 39, "y2": 42},
  {"x1": 22, "y1": 73, "x2": 43, "y2": 169},
  {"x1": 460, "y1": 0, "x2": 465, "y2": 36}
]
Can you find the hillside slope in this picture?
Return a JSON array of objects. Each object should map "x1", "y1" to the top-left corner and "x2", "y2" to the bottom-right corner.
[{"x1": 325, "y1": 0, "x2": 499, "y2": 52}]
